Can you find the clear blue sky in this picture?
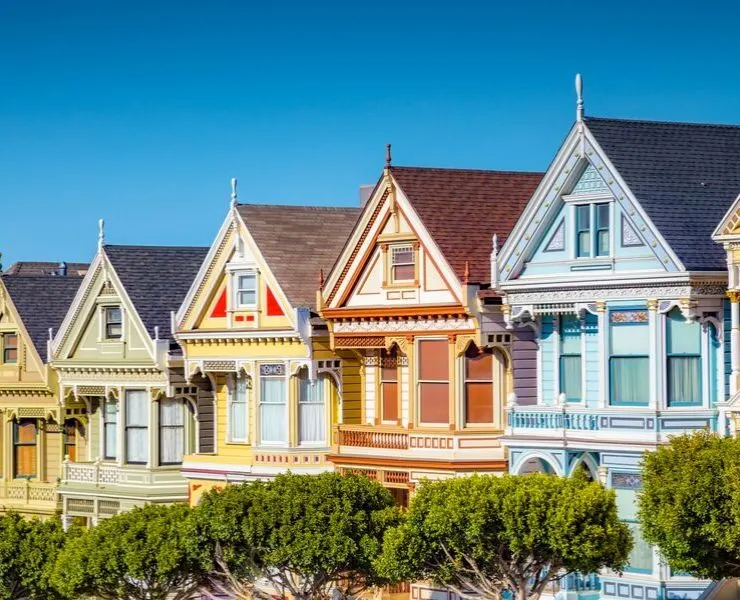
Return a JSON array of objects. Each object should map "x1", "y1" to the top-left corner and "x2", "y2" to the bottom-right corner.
[{"x1": 1, "y1": 0, "x2": 739, "y2": 267}]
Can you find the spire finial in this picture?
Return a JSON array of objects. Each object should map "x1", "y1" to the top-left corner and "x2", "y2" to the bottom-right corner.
[
  {"x1": 318, "y1": 268, "x2": 325, "y2": 290},
  {"x1": 575, "y1": 73, "x2": 584, "y2": 122},
  {"x1": 385, "y1": 143, "x2": 392, "y2": 169},
  {"x1": 463, "y1": 261, "x2": 470, "y2": 284},
  {"x1": 98, "y1": 219, "x2": 105, "y2": 252},
  {"x1": 492, "y1": 233, "x2": 499, "y2": 255},
  {"x1": 230, "y1": 177, "x2": 238, "y2": 208}
]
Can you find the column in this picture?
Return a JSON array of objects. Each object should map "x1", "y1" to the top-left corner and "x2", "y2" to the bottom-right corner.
[
  {"x1": 406, "y1": 336, "x2": 415, "y2": 429},
  {"x1": 448, "y1": 335, "x2": 456, "y2": 431},
  {"x1": 729, "y1": 291, "x2": 740, "y2": 396},
  {"x1": 596, "y1": 301, "x2": 608, "y2": 408},
  {"x1": 647, "y1": 299, "x2": 659, "y2": 409}
]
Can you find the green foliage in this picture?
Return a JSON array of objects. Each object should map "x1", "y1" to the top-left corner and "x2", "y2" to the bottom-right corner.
[
  {"x1": 639, "y1": 431, "x2": 740, "y2": 580},
  {"x1": 188, "y1": 472, "x2": 401, "y2": 598},
  {"x1": 376, "y1": 472, "x2": 632, "y2": 600},
  {"x1": 51, "y1": 503, "x2": 208, "y2": 600},
  {"x1": 0, "y1": 513, "x2": 70, "y2": 600}
]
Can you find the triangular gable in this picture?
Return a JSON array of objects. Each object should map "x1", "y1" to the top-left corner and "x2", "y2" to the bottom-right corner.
[
  {"x1": 323, "y1": 171, "x2": 463, "y2": 310},
  {"x1": 712, "y1": 192, "x2": 740, "y2": 240},
  {"x1": 498, "y1": 122, "x2": 683, "y2": 283},
  {"x1": 51, "y1": 253, "x2": 156, "y2": 363},
  {"x1": 176, "y1": 209, "x2": 294, "y2": 334},
  {"x1": 0, "y1": 281, "x2": 46, "y2": 376}
]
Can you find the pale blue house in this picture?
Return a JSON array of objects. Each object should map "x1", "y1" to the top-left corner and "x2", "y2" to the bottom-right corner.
[{"x1": 497, "y1": 79, "x2": 740, "y2": 600}]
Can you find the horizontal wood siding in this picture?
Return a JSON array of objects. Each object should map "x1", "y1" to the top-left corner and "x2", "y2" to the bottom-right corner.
[
  {"x1": 339, "y1": 350, "x2": 362, "y2": 424},
  {"x1": 197, "y1": 388, "x2": 215, "y2": 453},
  {"x1": 512, "y1": 327, "x2": 537, "y2": 406}
]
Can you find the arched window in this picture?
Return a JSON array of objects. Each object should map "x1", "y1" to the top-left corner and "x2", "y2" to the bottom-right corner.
[
  {"x1": 464, "y1": 345, "x2": 493, "y2": 425},
  {"x1": 298, "y1": 370, "x2": 326, "y2": 445}
]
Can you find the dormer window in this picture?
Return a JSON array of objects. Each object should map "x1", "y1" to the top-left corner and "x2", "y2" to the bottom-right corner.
[
  {"x1": 235, "y1": 272, "x2": 257, "y2": 308},
  {"x1": 2, "y1": 333, "x2": 17, "y2": 364},
  {"x1": 576, "y1": 203, "x2": 610, "y2": 258},
  {"x1": 391, "y1": 245, "x2": 415, "y2": 283},
  {"x1": 104, "y1": 307, "x2": 122, "y2": 340}
]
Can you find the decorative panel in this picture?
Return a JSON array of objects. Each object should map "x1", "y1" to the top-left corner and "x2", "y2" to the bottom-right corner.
[
  {"x1": 572, "y1": 163, "x2": 609, "y2": 194},
  {"x1": 621, "y1": 215, "x2": 644, "y2": 247}
]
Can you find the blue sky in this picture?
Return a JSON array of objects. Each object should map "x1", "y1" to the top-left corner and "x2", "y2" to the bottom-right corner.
[{"x1": 1, "y1": 0, "x2": 739, "y2": 266}]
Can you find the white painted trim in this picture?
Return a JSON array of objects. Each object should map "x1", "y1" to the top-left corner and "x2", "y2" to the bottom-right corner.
[{"x1": 712, "y1": 191, "x2": 740, "y2": 240}]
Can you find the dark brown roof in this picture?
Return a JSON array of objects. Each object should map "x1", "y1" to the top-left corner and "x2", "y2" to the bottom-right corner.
[
  {"x1": 390, "y1": 167, "x2": 543, "y2": 284},
  {"x1": 237, "y1": 204, "x2": 361, "y2": 310},
  {"x1": 4, "y1": 262, "x2": 89, "y2": 276}
]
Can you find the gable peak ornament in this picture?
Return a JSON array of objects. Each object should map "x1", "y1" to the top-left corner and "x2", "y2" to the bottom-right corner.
[
  {"x1": 230, "y1": 177, "x2": 238, "y2": 208},
  {"x1": 97, "y1": 219, "x2": 105, "y2": 252},
  {"x1": 575, "y1": 73, "x2": 584, "y2": 122}
]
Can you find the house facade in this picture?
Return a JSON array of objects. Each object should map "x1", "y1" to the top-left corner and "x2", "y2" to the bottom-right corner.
[
  {"x1": 498, "y1": 107, "x2": 740, "y2": 600},
  {"x1": 49, "y1": 237, "x2": 207, "y2": 526},
  {"x1": 320, "y1": 154, "x2": 543, "y2": 507},
  {"x1": 175, "y1": 192, "x2": 360, "y2": 505},
  {"x1": 0, "y1": 261, "x2": 86, "y2": 517}
]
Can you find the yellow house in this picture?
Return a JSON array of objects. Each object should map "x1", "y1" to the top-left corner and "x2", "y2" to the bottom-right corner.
[
  {"x1": 175, "y1": 190, "x2": 360, "y2": 504},
  {"x1": 0, "y1": 261, "x2": 87, "y2": 517}
]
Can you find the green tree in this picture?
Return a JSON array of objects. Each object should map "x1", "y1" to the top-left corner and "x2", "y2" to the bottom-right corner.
[
  {"x1": 639, "y1": 430, "x2": 740, "y2": 580},
  {"x1": 51, "y1": 503, "x2": 207, "y2": 600},
  {"x1": 0, "y1": 513, "x2": 70, "y2": 600},
  {"x1": 188, "y1": 472, "x2": 401, "y2": 600},
  {"x1": 376, "y1": 472, "x2": 631, "y2": 600}
]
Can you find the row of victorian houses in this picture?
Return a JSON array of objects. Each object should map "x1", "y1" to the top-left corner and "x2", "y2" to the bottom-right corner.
[{"x1": 2, "y1": 84, "x2": 740, "y2": 600}]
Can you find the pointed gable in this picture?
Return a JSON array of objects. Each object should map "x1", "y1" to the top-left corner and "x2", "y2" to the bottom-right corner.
[
  {"x1": 585, "y1": 117, "x2": 740, "y2": 271},
  {"x1": 236, "y1": 204, "x2": 360, "y2": 311}
]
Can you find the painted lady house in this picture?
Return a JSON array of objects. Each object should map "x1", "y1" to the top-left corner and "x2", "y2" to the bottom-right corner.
[
  {"x1": 174, "y1": 182, "x2": 360, "y2": 505},
  {"x1": 49, "y1": 227, "x2": 208, "y2": 525},
  {"x1": 0, "y1": 261, "x2": 86, "y2": 517},
  {"x1": 498, "y1": 77, "x2": 740, "y2": 600},
  {"x1": 319, "y1": 147, "x2": 542, "y2": 508}
]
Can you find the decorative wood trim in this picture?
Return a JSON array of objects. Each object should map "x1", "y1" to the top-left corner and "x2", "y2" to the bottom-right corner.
[
  {"x1": 327, "y1": 454, "x2": 507, "y2": 471},
  {"x1": 322, "y1": 304, "x2": 467, "y2": 320}
]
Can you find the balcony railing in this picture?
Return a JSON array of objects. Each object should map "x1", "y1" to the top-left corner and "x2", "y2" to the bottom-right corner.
[
  {"x1": 62, "y1": 459, "x2": 120, "y2": 487},
  {"x1": 338, "y1": 426, "x2": 410, "y2": 450},
  {"x1": 0, "y1": 479, "x2": 58, "y2": 504},
  {"x1": 508, "y1": 409, "x2": 599, "y2": 431}
]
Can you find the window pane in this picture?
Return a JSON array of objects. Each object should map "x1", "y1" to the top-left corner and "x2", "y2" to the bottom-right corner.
[
  {"x1": 104, "y1": 423, "x2": 117, "y2": 460},
  {"x1": 597, "y1": 230, "x2": 609, "y2": 256},
  {"x1": 126, "y1": 428, "x2": 148, "y2": 463},
  {"x1": 381, "y1": 349, "x2": 398, "y2": 382},
  {"x1": 668, "y1": 357, "x2": 701, "y2": 406},
  {"x1": 614, "y1": 487, "x2": 638, "y2": 521},
  {"x1": 16, "y1": 421, "x2": 36, "y2": 443},
  {"x1": 238, "y1": 290, "x2": 256, "y2": 306},
  {"x1": 465, "y1": 382, "x2": 493, "y2": 424},
  {"x1": 125, "y1": 390, "x2": 149, "y2": 463},
  {"x1": 125, "y1": 391, "x2": 149, "y2": 427},
  {"x1": 666, "y1": 309, "x2": 701, "y2": 354},
  {"x1": 596, "y1": 203, "x2": 610, "y2": 228},
  {"x1": 160, "y1": 427, "x2": 184, "y2": 464},
  {"x1": 382, "y1": 382, "x2": 399, "y2": 421},
  {"x1": 107, "y1": 307, "x2": 122, "y2": 324},
  {"x1": 392, "y1": 247, "x2": 413, "y2": 264},
  {"x1": 610, "y1": 357, "x2": 649, "y2": 405},
  {"x1": 299, "y1": 378, "x2": 325, "y2": 444},
  {"x1": 230, "y1": 401, "x2": 248, "y2": 441},
  {"x1": 626, "y1": 523, "x2": 653, "y2": 573},
  {"x1": 465, "y1": 348, "x2": 492, "y2": 381},
  {"x1": 392, "y1": 264, "x2": 415, "y2": 281},
  {"x1": 15, "y1": 446, "x2": 36, "y2": 478},
  {"x1": 418, "y1": 340, "x2": 449, "y2": 380},
  {"x1": 238, "y1": 274, "x2": 255, "y2": 291},
  {"x1": 560, "y1": 355, "x2": 582, "y2": 402},
  {"x1": 610, "y1": 320, "x2": 649, "y2": 355},
  {"x1": 577, "y1": 231, "x2": 590, "y2": 257},
  {"x1": 559, "y1": 315, "x2": 581, "y2": 354},
  {"x1": 577, "y1": 205, "x2": 590, "y2": 230},
  {"x1": 260, "y1": 377, "x2": 286, "y2": 443},
  {"x1": 160, "y1": 399, "x2": 184, "y2": 426},
  {"x1": 260, "y1": 377, "x2": 285, "y2": 404},
  {"x1": 419, "y1": 382, "x2": 449, "y2": 423}
]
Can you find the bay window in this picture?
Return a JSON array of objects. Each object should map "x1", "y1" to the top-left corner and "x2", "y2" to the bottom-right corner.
[
  {"x1": 298, "y1": 371, "x2": 326, "y2": 445},
  {"x1": 559, "y1": 315, "x2": 582, "y2": 402},
  {"x1": 666, "y1": 308, "x2": 701, "y2": 406},
  {"x1": 227, "y1": 375, "x2": 249, "y2": 442},
  {"x1": 609, "y1": 310, "x2": 649, "y2": 406},
  {"x1": 381, "y1": 348, "x2": 399, "y2": 422},
  {"x1": 159, "y1": 399, "x2": 185, "y2": 465},
  {"x1": 464, "y1": 346, "x2": 493, "y2": 425},
  {"x1": 418, "y1": 339, "x2": 449, "y2": 425},
  {"x1": 125, "y1": 390, "x2": 149, "y2": 464},
  {"x1": 259, "y1": 364, "x2": 286, "y2": 444}
]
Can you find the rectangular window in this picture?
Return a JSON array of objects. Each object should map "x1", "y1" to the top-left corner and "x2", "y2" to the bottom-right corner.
[
  {"x1": 576, "y1": 203, "x2": 610, "y2": 258},
  {"x1": 609, "y1": 310, "x2": 649, "y2": 406},
  {"x1": 236, "y1": 272, "x2": 257, "y2": 307},
  {"x1": 64, "y1": 419, "x2": 77, "y2": 461},
  {"x1": 625, "y1": 522, "x2": 653, "y2": 574},
  {"x1": 666, "y1": 309, "x2": 701, "y2": 406},
  {"x1": 103, "y1": 399, "x2": 118, "y2": 460},
  {"x1": 228, "y1": 375, "x2": 248, "y2": 442},
  {"x1": 391, "y1": 245, "x2": 415, "y2": 282},
  {"x1": 559, "y1": 315, "x2": 582, "y2": 402},
  {"x1": 125, "y1": 390, "x2": 149, "y2": 464},
  {"x1": 381, "y1": 349, "x2": 399, "y2": 422},
  {"x1": 159, "y1": 399, "x2": 185, "y2": 465},
  {"x1": 418, "y1": 339, "x2": 449, "y2": 424},
  {"x1": 14, "y1": 420, "x2": 36, "y2": 478},
  {"x1": 104, "y1": 307, "x2": 122, "y2": 340},
  {"x1": 464, "y1": 347, "x2": 493, "y2": 424},
  {"x1": 299, "y1": 374, "x2": 326, "y2": 445},
  {"x1": 259, "y1": 365, "x2": 286, "y2": 444},
  {"x1": 2, "y1": 333, "x2": 18, "y2": 364}
]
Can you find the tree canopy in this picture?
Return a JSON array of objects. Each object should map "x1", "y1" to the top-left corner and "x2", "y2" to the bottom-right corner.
[
  {"x1": 0, "y1": 513, "x2": 70, "y2": 600},
  {"x1": 639, "y1": 430, "x2": 740, "y2": 580},
  {"x1": 376, "y1": 472, "x2": 631, "y2": 600},
  {"x1": 188, "y1": 472, "x2": 401, "y2": 600},
  {"x1": 51, "y1": 503, "x2": 208, "y2": 600}
]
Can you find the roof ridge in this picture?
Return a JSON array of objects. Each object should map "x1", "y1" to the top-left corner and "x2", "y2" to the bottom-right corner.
[
  {"x1": 585, "y1": 115, "x2": 740, "y2": 130},
  {"x1": 391, "y1": 165, "x2": 544, "y2": 175},
  {"x1": 236, "y1": 203, "x2": 360, "y2": 211},
  {"x1": 104, "y1": 244, "x2": 210, "y2": 250}
]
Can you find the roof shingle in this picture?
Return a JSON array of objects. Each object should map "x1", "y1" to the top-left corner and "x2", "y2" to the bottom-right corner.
[
  {"x1": 585, "y1": 117, "x2": 740, "y2": 271},
  {"x1": 390, "y1": 167, "x2": 543, "y2": 284},
  {"x1": 237, "y1": 204, "x2": 361, "y2": 310},
  {"x1": 104, "y1": 245, "x2": 209, "y2": 340},
  {"x1": 4, "y1": 261, "x2": 89, "y2": 276}
]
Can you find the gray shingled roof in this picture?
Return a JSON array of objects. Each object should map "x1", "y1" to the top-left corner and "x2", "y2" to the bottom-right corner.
[
  {"x1": 5, "y1": 262, "x2": 89, "y2": 276},
  {"x1": 104, "y1": 245, "x2": 208, "y2": 340},
  {"x1": 236, "y1": 204, "x2": 361, "y2": 310},
  {"x1": 2, "y1": 275, "x2": 84, "y2": 360},
  {"x1": 585, "y1": 117, "x2": 740, "y2": 271}
]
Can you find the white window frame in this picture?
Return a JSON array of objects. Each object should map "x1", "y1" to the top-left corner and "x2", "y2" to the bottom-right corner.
[
  {"x1": 298, "y1": 372, "x2": 327, "y2": 447},
  {"x1": 226, "y1": 374, "x2": 249, "y2": 443},
  {"x1": 258, "y1": 363, "x2": 288, "y2": 447},
  {"x1": 390, "y1": 244, "x2": 416, "y2": 283},
  {"x1": 103, "y1": 305, "x2": 124, "y2": 341},
  {"x1": 233, "y1": 270, "x2": 258, "y2": 309}
]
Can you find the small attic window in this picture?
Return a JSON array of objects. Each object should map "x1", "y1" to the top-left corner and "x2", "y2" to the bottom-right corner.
[
  {"x1": 2, "y1": 333, "x2": 18, "y2": 363},
  {"x1": 235, "y1": 272, "x2": 257, "y2": 307},
  {"x1": 391, "y1": 245, "x2": 415, "y2": 282},
  {"x1": 105, "y1": 307, "x2": 122, "y2": 340}
]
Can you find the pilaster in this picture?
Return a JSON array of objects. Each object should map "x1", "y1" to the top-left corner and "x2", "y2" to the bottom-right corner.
[
  {"x1": 729, "y1": 291, "x2": 740, "y2": 396},
  {"x1": 647, "y1": 299, "x2": 659, "y2": 409}
]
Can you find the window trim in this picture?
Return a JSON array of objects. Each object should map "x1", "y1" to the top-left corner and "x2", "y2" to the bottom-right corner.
[
  {"x1": 558, "y1": 315, "x2": 583, "y2": 403},
  {"x1": 13, "y1": 419, "x2": 37, "y2": 479},
  {"x1": 226, "y1": 374, "x2": 249, "y2": 444},
  {"x1": 102, "y1": 398, "x2": 118, "y2": 460},
  {"x1": 380, "y1": 348, "x2": 400, "y2": 424},
  {"x1": 2, "y1": 332, "x2": 18, "y2": 364},
  {"x1": 104, "y1": 306, "x2": 123, "y2": 340},
  {"x1": 390, "y1": 243, "x2": 416, "y2": 284},
  {"x1": 258, "y1": 364, "x2": 288, "y2": 447},
  {"x1": 463, "y1": 346, "x2": 495, "y2": 427},
  {"x1": 574, "y1": 202, "x2": 611, "y2": 259},
  {"x1": 159, "y1": 398, "x2": 186, "y2": 466},
  {"x1": 665, "y1": 309, "x2": 702, "y2": 407},
  {"x1": 233, "y1": 270, "x2": 258, "y2": 309},
  {"x1": 416, "y1": 338, "x2": 450, "y2": 427},
  {"x1": 298, "y1": 371, "x2": 327, "y2": 447},
  {"x1": 608, "y1": 311, "x2": 650, "y2": 407},
  {"x1": 124, "y1": 390, "x2": 149, "y2": 465}
]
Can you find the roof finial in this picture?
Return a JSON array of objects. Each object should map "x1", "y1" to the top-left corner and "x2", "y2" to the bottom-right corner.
[
  {"x1": 575, "y1": 73, "x2": 584, "y2": 122},
  {"x1": 230, "y1": 177, "x2": 238, "y2": 208},
  {"x1": 0, "y1": 252, "x2": 3, "y2": 274},
  {"x1": 463, "y1": 261, "x2": 470, "y2": 284},
  {"x1": 385, "y1": 143, "x2": 392, "y2": 169},
  {"x1": 318, "y1": 268, "x2": 325, "y2": 290},
  {"x1": 98, "y1": 219, "x2": 105, "y2": 252}
]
